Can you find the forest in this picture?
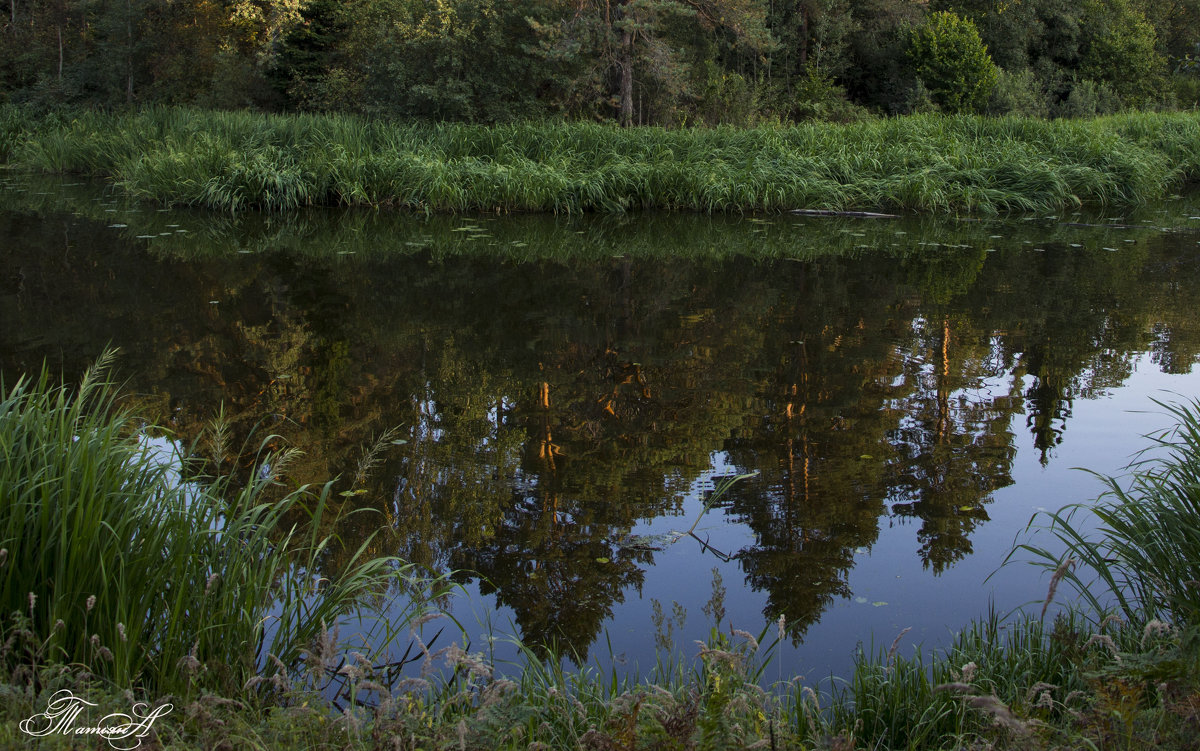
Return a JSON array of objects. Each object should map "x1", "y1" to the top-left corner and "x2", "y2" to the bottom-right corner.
[{"x1": 2, "y1": 0, "x2": 1198, "y2": 125}]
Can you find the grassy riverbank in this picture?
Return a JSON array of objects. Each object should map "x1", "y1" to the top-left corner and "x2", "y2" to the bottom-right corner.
[
  {"x1": 4, "y1": 106, "x2": 1200, "y2": 215},
  {"x1": 2, "y1": 361, "x2": 1199, "y2": 749}
]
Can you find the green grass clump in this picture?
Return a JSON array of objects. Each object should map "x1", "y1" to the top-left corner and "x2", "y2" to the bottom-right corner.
[
  {"x1": 1020, "y1": 398, "x2": 1200, "y2": 627},
  {"x1": 0, "y1": 350, "x2": 451, "y2": 697},
  {"x1": 3, "y1": 106, "x2": 1199, "y2": 214}
]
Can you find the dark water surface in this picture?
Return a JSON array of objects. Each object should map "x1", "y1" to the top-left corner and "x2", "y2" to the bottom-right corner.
[{"x1": 4, "y1": 175, "x2": 1200, "y2": 681}]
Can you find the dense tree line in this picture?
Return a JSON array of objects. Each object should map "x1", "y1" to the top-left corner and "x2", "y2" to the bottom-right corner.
[{"x1": 2, "y1": 1, "x2": 1197, "y2": 123}]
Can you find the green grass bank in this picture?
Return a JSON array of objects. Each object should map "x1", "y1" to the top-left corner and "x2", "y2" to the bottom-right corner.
[
  {"x1": 3, "y1": 359, "x2": 1200, "y2": 748},
  {"x1": 3, "y1": 107, "x2": 1200, "y2": 214}
]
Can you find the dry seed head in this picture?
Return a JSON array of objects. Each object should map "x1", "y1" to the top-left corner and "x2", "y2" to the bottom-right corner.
[
  {"x1": 91, "y1": 634, "x2": 100, "y2": 648},
  {"x1": 1035, "y1": 691, "x2": 1054, "y2": 710},
  {"x1": 409, "y1": 611, "x2": 443, "y2": 634},
  {"x1": 205, "y1": 573, "x2": 219, "y2": 595},
  {"x1": 338, "y1": 663, "x2": 364, "y2": 682},
  {"x1": 696, "y1": 646, "x2": 742, "y2": 669},
  {"x1": 965, "y1": 694, "x2": 1031, "y2": 737},
  {"x1": 1041, "y1": 557, "x2": 1076, "y2": 620},
  {"x1": 1099, "y1": 614, "x2": 1125, "y2": 631},
  {"x1": 353, "y1": 651, "x2": 372, "y2": 669},
  {"x1": 0, "y1": 548, "x2": 7, "y2": 566},
  {"x1": 394, "y1": 677, "x2": 431, "y2": 695},
  {"x1": 481, "y1": 679, "x2": 517, "y2": 708},
  {"x1": 444, "y1": 643, "x2": 492, "y2": 680},
  {"x1": 1084, "y1": 633, "x2": 1122, "y2": 662},
  {"x1": 886, "y1": 627, "x2": 912, "y2": 667},
  {"x1": 117, "y1": 623, "x2": 127, "y2": 642},
  {"x1": 1142, "y1": 619, "x2": 1172, "y2": 645},
  {"x1": 961, "y1": 661, "x2": 977, "y2": 683},
  {"x1": 801, "y1": 686, "x2": 820, "y2": 707},
  {"x1": 268, "y1": 653, "x2": 288, "y2": 674},
  {"x1": 1025, "y1": 682, "x2": 1056, "y2": 702},
  {"x1": 54, "y1": 619, "x2": 65, "y2": 632},
  {"x1": 936, "y1": 682, "x2": 973, "y2": 693},
  {"x1": 97, "y1": 646, "x2": 113, "y2": 662},
  {"x1": 731, "y1": 628, "x2": 759, "y2": 652},
  {"x1": 27, "y1": 592, "x2": 36, "y2": 613},
  {"x1": 776, "y1": 613, "x2": 786, "y2": 641},
  {"x1": 178, "y1": 642, "x2": 202, "y2": 675},
  {"x1": 86, "y1": 595, "x2": 96, "y2": 612}
]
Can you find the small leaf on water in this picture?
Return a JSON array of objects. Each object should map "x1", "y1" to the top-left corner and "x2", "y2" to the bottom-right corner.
[
  {"x1": 595, "y1": 557, "x2": 610, "y2": 564},
  {"x1": 872, "y1": 601, "x2": 888, "y2": 607},
  {"x1": 339, "y1": 489, "x2": 368, "y2": 497},
  {"x1": 390, "y1": 439, "x2": 408, "y2": 445},
  {"x1": 855, "y1": 596, "x2": 867, "y2": 604},
  {"x1": 108, "y1": 224, "x2": 127, "y2": 228},
  {"x1": 859, "y1": 454, "x2": 872, "y2": 459},
  {"x1": 959, "y1": 506, "x2": 973, "y2": 512}
]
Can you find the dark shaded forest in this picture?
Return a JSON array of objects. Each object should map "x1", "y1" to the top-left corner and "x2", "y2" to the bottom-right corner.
[{"x1": 2, "y1": 1, "x2": 1198, "y2": 124}]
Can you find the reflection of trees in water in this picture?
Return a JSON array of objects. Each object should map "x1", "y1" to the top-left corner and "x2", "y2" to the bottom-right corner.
[
  {"x1": 723, "y1": 256, "x2": 908, "y2": 638},
  {"x1": 6, "y1": 205, "x2": 1200, "y2": 655}
]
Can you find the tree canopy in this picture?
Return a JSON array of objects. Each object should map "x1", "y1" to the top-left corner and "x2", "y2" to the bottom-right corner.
[{"x1": 1, "y1": 0, "x2": 1195, "y2": 121}]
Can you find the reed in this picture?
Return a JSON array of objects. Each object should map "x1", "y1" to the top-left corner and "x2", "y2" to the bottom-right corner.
[
  {"x1": 0, "y1": 351, "x2": 453, "y2": 696},
  {"x1": 4, "y1": 106, "x2": 1198, "y2": 214},
  {"x1": 1016, "y1": 398, "x2": 1200, "y2": 628}
]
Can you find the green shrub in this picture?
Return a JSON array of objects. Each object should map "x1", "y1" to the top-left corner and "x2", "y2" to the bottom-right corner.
[
  {"x1": 986, "y1": 68, "x2": 1049, "y2": 118},
  {"x1": 1053, "y1": 77, "x2": 1123, "y2": 119},
  {"x1": 907, "y1": 10, "x2": 999, "y2": 114},
  {"x1": 1080, "y1": 0, "x2": 1167, "y2": 110}
]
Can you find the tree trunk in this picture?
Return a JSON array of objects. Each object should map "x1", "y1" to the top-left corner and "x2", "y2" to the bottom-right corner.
[
  {"x1": 125, "y1": 0, "x2": 133, "y2": 104},
  {"x1": 799, "y1": 8, "x2": 808, "y2": 67},
  {"x1": 619, "y1": 26, "x2": 633, "y2": 127},
  {"x1": 57, "y1": 25, "x2": 62, "y2": 80}
]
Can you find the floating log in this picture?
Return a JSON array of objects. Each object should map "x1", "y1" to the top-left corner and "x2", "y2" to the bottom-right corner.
[{"x1": 791, "y1": 209, "x2": 900, "y2": 219}]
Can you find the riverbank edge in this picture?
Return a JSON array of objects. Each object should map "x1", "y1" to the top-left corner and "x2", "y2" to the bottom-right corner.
[
  {"x1": 2, "y1": 106, "x2": 1199, "y2": 215},
  {"x1": 2, "y1": 609, "x2": 1196, "y2": 750}
]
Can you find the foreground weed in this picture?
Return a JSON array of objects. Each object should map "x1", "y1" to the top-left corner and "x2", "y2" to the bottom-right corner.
[{"x1": 0, "y1": 350, "x2": 457, "y2": 699}]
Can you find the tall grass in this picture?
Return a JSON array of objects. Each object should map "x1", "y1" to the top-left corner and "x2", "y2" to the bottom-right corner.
[
  {"x1": 1017, "y1": 398, "x2": 1200, "y2": 628},
  {"x1": 0, "y1": 351, "x2": 454, "y2": 696},
  {"x1": 4, "y1": 105, "x2": 1199, "y2": 214}
]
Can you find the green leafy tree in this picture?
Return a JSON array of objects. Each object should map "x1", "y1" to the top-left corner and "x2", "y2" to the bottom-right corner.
[
  {"x1": 1079, "y1": 0, "x2": 1166, "y2": 107},
  {"x1": 907, "y1": 10, "x2": 998, "y2": 114}
]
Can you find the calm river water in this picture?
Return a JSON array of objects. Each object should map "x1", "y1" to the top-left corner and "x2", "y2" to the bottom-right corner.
[{"x1": 4, "y1": 175, "x2": 1200, "y2": 682}]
